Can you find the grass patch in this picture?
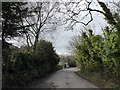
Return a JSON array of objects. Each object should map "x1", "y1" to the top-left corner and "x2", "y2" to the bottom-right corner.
[{"x1": 75, "y1": 71, "x2": 119, "y2": 89}]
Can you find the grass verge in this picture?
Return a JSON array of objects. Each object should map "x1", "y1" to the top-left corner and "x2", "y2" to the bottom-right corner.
[{"x1": 75, "y1": 71, "x2": 119, "y2": 89}]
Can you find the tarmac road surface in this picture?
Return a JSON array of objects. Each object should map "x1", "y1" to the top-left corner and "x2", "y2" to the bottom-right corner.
[{"x1": 34, "y1": 68, "x2": 98, "y2": 88}]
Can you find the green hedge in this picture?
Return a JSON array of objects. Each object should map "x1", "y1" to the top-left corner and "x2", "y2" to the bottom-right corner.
[
  {"x1": 56, "y1": 64, "x2": 63, "y2": 70},
  {"x1": 3, "y1": 40, "x2": 60, "y2": 87},
  {"x1": 68, "y1": 60, "x2": 76, "y2": 67}
]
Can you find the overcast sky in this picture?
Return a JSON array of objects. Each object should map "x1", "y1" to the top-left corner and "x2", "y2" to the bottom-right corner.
[
  {"x1": 6, "y1": 0, "x2": 117, "y2": 55},
  {"x1": 43, "y1": 0, "x2": 108, "y2": 55},
  {"x1": 50, "y1": 16, "x2": 107, "y2": 55}
]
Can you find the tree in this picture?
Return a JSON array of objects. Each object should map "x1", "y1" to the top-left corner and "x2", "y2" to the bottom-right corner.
[
  {"x1": 3, "y1": 39, "x2": 60, "y2": 87},
  {"x1": 70, "y1": 29, "x2": 103, "y2": 71},
  {"x1": 56, "y1": 0, "x2": 119, "y2": 31},
  {"x1": 2, "y1": 2, "x2": 32, "y2": 42},
  {"x1": 2, "y1": 2, "x2": 34, "y2": 86},
  {"x1": 23, "y1": 2, "x2": 59, "y2": 50},
  {"x1": 33, "y1": 40, "x2": 59, "y2": 74},
  {"x1": 2, "y1": 2, "x2": 34, "y2": 57}
]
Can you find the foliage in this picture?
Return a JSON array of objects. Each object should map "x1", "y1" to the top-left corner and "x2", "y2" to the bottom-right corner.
[
  {"x1": 3, "y1": 40, "x2": 59, "y2": 87},
  {"x1": 74, "y1": 27, "x2": 120, "y2": 88},
  {"x1": 59, "y1": 55, "x2": 76, "y2": 67},
  {"x1": 3, "y1": 51, "x2": 37, "y2": 86},
  {"x1": 72, "y1": 3, "x2": 120, "y2": 88},
  {"x1": 2, "y1": 2, "x2": 33, "y2": 78},
  {"x1": 2, "y1": 2, "x2": 30, "y2": 40},
  {"x1": 2, "y1": 2, "x2": 60, "y2": 87},
  {"x1": 56, "y1": 64, "x2": 63, "y2": 70},
  {"x1": 103, "y1": 26, "x2": 120, "y2": 82},
  {"x1": 75, "y1": 30, "x2": 103, "y2": 72},
  {"x1": 33, "y1": 40, "x2": 59, "y2": 75},
  {"x1": 70, "y1": 3, "x2": 120, "y2": 89},
  {"x1": 68, "y1": 60, "x2": 76, "y2": 67},
  {"x1": 99, "y1": 1, "x2": 120, "y2": 84}
]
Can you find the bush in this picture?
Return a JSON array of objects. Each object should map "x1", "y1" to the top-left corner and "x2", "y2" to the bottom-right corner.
[
  {"x1": 3, "y1": 51, "x2": 38, "y2": 87},
  {"x1": 3, "y1": 40, "x2": 60, "y2": 87},
  {"x1": 68, "y1": 60, "x2": 76, "y2": 67},
  {"x1": 56, "y1": 64, "x2": 63, "y2": 70}
]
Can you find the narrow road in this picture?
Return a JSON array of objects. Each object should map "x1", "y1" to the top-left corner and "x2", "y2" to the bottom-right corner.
[{"x1": 34, "y1": 68, "x2": 98, "y2": 88}]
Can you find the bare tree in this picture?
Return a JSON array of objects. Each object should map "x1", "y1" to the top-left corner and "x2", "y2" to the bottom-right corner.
[
  {"x1": 56, "y1": 0, "x2": 108, "y2": 31},
  {"x1": 22, "y1": 2, "x2": 59, "y2": 50}
]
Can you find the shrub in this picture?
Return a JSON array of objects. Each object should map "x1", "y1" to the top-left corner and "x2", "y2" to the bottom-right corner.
[
  {"x1": 3, "y1": 51, "x2": 38, "y2": 87},
  {"x1": 3, "y1": 40, "x2": 60, "y2": 87},
  {"x1": 56, "y1": 64, "x2": 63, "y2": 70},
  {"x1": 68, "y1": 60, "x2": 76, "y2": 67}
]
